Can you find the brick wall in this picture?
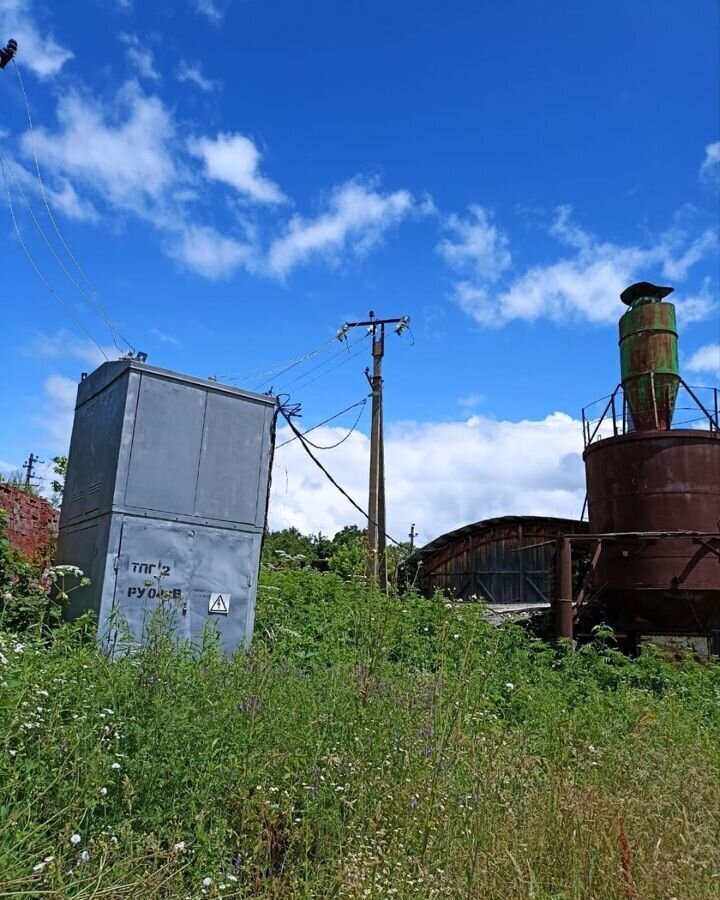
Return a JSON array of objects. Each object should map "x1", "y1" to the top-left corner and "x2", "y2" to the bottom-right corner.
[{"x1": 0, "y1": 483, "x2": 59, "y2": 563}]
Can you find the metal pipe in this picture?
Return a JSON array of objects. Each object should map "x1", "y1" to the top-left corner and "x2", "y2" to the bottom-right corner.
[{"x1": 555, "y1": 537, "x2": 574, "y2": 643}]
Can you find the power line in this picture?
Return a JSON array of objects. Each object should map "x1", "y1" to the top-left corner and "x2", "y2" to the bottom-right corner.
[
  {"x1": 12, "y1": 60, "x2": 134, "y2": 354},
  {"x1": 0, "y1": 148, "x2": 126, "y2": 353},
  {"x1": 275, "y1": 398, "x2": 368, "y2": 450},
  {"x1": 277, "y1": 404, "x2": 402, "y2": 547},
  {"x1": 1, "y1": 158, "x2": 110, "y2": 360},
  {"x1": 275, "y1": 332, "x2": 371, "y2": 393},
  {"x1": 257, "y1": 333, "x2": 357, "y2": 391},
  {"x1": 220, "y1": 334, "x2": 340, "y2": 384}
]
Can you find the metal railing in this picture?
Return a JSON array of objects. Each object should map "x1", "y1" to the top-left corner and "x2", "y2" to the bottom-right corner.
[{"x1": 581, "y1": 376, "x2": 719, "y2": 448}]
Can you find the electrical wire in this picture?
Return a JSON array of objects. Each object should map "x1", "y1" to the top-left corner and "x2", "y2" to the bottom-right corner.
[
  {"x1": 220, "y1": 334, "x2": 340, "y2": 384},
  {"x1": 275, "y1": 398, "x2": 368, "y2": 449},
  {"x1": 275, "y1": 331, "x2": 371, "y2": 392},
  {"x1": 0, "y1": 148, "x2": 124, "y2": 354},
  {"x1": 283, "y1": 341, "x2": 370, "y2": 393},
  {"x1": 12, "y1": 60, "x2": 135, "y2": 354},
  {"x1": 256, "y1": 333, "x2": 357, "y2": 391},
  {"x1": 1, "y1": 158, "x2": 110, "y2": 361},
  {"x1": 277, "y1": 403, "x2": 402, "y2": 547}
]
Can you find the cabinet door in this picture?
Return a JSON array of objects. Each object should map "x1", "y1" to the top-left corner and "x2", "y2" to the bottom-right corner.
[
  {"x1": 114, "y1": 520, "x2": 194, "y2": 645},
  {"x1": 187, "y1": 527, "x2": 260, "y2": 653}
]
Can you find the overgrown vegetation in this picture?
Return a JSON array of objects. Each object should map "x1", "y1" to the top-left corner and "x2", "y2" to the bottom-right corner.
[{"x1": 0, "y1": 527, "x2": 718, "y2": 898}]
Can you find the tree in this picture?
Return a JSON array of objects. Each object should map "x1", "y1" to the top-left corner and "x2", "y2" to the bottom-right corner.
[{"x1": 50, "y1": 456, "x2": 67, "y2": 510}]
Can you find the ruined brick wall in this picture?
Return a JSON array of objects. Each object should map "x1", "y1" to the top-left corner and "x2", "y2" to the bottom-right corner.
[{"x1": 0, "y1": 484, "x2": 59, "y2": 563}]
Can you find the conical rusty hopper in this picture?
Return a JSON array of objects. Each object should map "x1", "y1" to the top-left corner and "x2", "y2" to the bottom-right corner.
[{"x1": 619, "y1": 282, "x2": 679, "y2": 431}]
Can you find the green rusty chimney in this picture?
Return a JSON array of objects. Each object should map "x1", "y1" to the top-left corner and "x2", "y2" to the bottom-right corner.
[{"x1": 619, "y1": 281, "x2": 679, "y2": 431}]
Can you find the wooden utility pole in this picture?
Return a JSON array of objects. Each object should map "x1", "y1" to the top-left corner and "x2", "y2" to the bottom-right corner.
[
  {"x1": 339, "y1": 311, "x2": 410, "y2": 590},
  {"x1": 409, "y1": 523, "x2": 417, "y2": 553},
  {"x1": 23, "y1": 453, "x2": 42, "y2": 487}
]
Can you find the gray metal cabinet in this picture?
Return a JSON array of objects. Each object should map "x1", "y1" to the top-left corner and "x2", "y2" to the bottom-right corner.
[{"x1": 56, "y1": 360, "x2": 275, "y2": 653}]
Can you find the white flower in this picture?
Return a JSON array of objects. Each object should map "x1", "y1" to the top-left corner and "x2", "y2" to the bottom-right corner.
[
  {"x1": 453, "y1": 633, "x2": 460, "y2": 639},
  {"x1": 33, "y1": 861, "x2": 47, "y2": 873},
  {"x1": 588, "y1": 745, "x2": 596, "y2": 753},
  {"x1": 173, "y1": 841, "x2": 186, "y2": 852},
  {"x1": 505, "y1": 682, "x2": 515, "y2": 691},
  {"x1": 9, "y1": 749, "x2": 17, "y2": 757},
  {"x1": 70, "y1": 833, "x2": 82, "y2": 845},
  {"x1": 110, "y1": 836, "x2": 118, "y2": 844},
  {"x1": 36, "y1": 689, "x2": 49, "y2": 697},
  {"x1": 202, "y1": 877, "x2": 213, "y2": 887},
  {"x1": 110, "y1": 762, "x2": 121, "y2": 770},
  {"x1": 79, "y1": 850, "x2": 90, "y2": 863},
  {"x1": 99, "y1": 787, "x2": 108, "y2": 796}
]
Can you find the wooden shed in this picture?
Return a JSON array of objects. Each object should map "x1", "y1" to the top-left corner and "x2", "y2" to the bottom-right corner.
[{"x1": 405, "y1": 516, "x2": 587, "y2": 605}]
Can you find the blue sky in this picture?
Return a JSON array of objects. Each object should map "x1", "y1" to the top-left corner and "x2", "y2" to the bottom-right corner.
[{"x1": 0, "y1": 0, "x2": 718, "y2": 540}]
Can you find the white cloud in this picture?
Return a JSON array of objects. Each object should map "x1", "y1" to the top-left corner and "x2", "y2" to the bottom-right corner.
[
  {"x1": 270, "y1": 411, "x2": 585, "y2": 541},
  {"x1": 193, "y1": 0, "x2": 224, "y2": 23},
  {"x1": 700, "y1": 141, "x2": 720, "y2": 182},
  {"x1": 0, "y1": 0, "x2": 72, "y2": 78},
  {"x1": 40, "y1": 374, "x2": 77, "y2": 448},
  {"x1": 268, "y1": 179, "x2": 417, "y2": 278},
  {"x1": 662, "y1": 229, "x2": 717, "y2": 281},
  {"x1": 26, "y1": 330, "x2": 116, "y2": 367},
  {"x1": 149, "y1": 327, "x2": 182, "y2": 347},
  {"x1": 1, "y1": 151, "x2": 98, "y2": 221},
  {"x1": 685, "y1": 343, "x2": 720, "y2": 378},
  {"x1": 120, "y1": 33, "x2": 160, "y2": 81},
  {"x1": 23, "y1": 82, "x2": 178, "y2": 215},
  {"x1": 168, "y1": 224, "x2": 256, "y2": 279},
  {"x1": 450, "y1": 206, "x2": 718, "y2": 327},
  {"x1": 437, "y1": 205, "x2": 511, "y2": 282},
  {"x1": 457, "y1": 393, "x2": 484, "y2": 409},
  {"x1": 673, "y1": 277, "x2": 718, "y2": 326},
  {"x1": 176, "y1": 61, "x2": 220, "y2": 93},
  {"x1": 189, "y1": 132, "x2": 285, "y2": 204}
]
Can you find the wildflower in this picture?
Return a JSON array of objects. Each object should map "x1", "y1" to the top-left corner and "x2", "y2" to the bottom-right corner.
[
  {"x1": 422, "y1": 746, "x2": 434, "y2": 758},
  {"x1": 70, "y1": 833, "x2": 82, "y2": 845},
  {"x1": 588, "y1": 745, "x2": 596, "y2": 753},
  {"x1": 173, "y1": 841, "x2": 186, "y2": 852},
  {"x1": 79, "y1": 850, "x2": 90, "y2": 863},
  {"x1": 8, "y1": 749, "x2": 17, "y2": 757},
  {"x1": 36, "y1": 689, "x2": 49, "y2": 698},
  {"x1": 453, "y1": 633, "x2": 460, "y2": 639},
  {"x1": 203, "y1": 877, "x2": 213, "y2": 887},
  {"x1": 409, "y1": 796, "x2": 419, "y2": 809},
  {"x1": 99, "y1": 787, "x2": 108, "y2": 796},
  {"x1": 110, "y1": 762, "x2": 121, "y2": 770},
  {"x1": 505, "y1": 682, "x2": 515, "y2": 691}
]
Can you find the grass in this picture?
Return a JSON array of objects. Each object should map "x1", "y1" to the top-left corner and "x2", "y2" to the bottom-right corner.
[{"x1": 0, "y1": 568, "x2": 719, "y2": 898}]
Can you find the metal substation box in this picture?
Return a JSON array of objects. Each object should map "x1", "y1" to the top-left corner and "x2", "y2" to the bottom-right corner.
[{"x1": 55, "y1": 359, "x2": 276, "y2": 654}]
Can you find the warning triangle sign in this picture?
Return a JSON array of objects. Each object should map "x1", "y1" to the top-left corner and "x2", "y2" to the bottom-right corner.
[{"x1": 208, "y1": 593, "x2": 230, "y2": 615}]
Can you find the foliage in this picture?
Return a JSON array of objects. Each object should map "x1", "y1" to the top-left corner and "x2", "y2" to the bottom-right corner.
[
  {"x1": 50, "y1": 455, "x2": 68, "y2": 510},
  {"x1": 0, "y1": 568, "x2": 718, "y2": 898},
  {"x1": 0, "y1": 469, "x2": 39, "y2": 496},
  {"x1": 0, "y1": 514, "x2": 86, "y2": 633}
]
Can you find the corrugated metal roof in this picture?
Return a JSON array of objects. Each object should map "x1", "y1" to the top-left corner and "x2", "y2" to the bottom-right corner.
[{"x1": 406, "y1": 515, "x2": 585, "y2": 567}]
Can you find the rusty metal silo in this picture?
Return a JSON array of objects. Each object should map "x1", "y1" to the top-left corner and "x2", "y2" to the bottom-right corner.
[{"x1": 574, "y1": 282, "x2": 720, "y2": 657}]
